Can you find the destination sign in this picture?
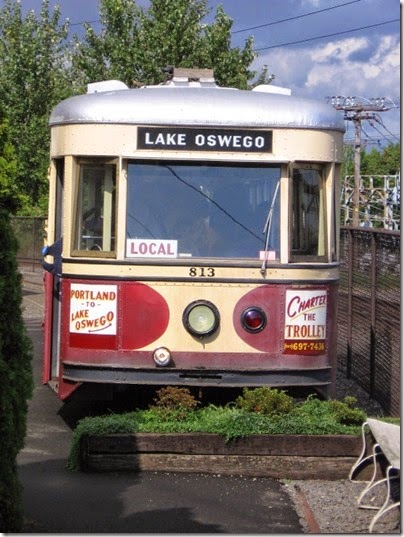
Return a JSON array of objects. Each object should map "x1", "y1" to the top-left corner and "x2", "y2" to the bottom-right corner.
[{"x1": 137, "y1": 127, "x2": 272, "y2": 153}]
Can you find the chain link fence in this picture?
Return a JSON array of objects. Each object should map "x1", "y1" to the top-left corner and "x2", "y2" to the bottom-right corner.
[
  {"x1": 11, "y1": 217, "x2": 401, "y2": 415},
  {"x1": 338, "y1": 227, "x2": 400, "y2": 416},
  {"x1": 11, "y1": 216, "x2": 46, "y2": 272}
]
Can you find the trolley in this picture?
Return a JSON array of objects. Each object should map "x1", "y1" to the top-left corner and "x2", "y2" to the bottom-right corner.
[{"x1": 42, "y1": 68, "x2": 345, "y2": 400}]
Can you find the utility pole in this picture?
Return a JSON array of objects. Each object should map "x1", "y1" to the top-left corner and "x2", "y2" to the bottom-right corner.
[{"x1": 327, "y1": 96, "x2": 395, "y2": 227}]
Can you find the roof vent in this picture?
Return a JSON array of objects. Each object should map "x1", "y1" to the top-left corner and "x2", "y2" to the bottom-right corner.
[
  {"x1": 253, "y1": 84, "x2": 291, "y2": 96},
  {"x1": 87, "y1": 80, "x2": 129, "y2": 93},
  {"x1": 164, "y1": 67, "x2": 217, "y2": 88}
]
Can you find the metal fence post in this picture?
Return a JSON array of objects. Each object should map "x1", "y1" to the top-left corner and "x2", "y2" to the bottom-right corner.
[
  {"x1": 346, "y1": 228, "x2": 353, "y2": 379},
  {"x1": 369, "y1": 232, "x2": 377, "y2": 397},
  {"x1": 32, "y1": 216, "x2": 37, "y2": 272}
]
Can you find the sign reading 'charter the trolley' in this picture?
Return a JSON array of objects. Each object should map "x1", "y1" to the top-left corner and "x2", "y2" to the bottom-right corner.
[
  {"x1": 137, "y1": 127, "x2": 273, "y2": 152},
  {"x1": 283, "y1": 289, "x2": 327, "y2": 355}
]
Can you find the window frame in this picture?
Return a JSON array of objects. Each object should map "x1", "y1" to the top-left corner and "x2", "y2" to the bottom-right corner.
[
  {"x1": 71, "y1": 158, "x2": 118, "y2": 258},
  {"x1": 289, "y1": 163, "x2": 328, "y2": 263},
  {"x1": 124, "y1": 159, "x2": 282, "y2": 261}
]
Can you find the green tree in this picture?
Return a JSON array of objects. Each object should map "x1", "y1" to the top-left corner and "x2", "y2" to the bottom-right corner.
[
  {"x1": 342, "y1": 142, "x2": 400, "y2": 178},
  {"x1": 71, "y1": 0, "x2": 143, "y2": 89},
  {"x1": 0, "y1": 0, "x2": 71, "y2": 213},
  {"x1": 341, "y1": 144, "x2": 355, "y2": 178},
  {"x1": 196, "y1": 4, "x2": 256, "y2": 89},
  {"x1": 136, "y1": 0, "x2": 214, "y2": 85},
  {"x1": 360, "y1": 147, "x2": 380, "y2": 175},
  {"x1": 0, "y1": 117, "x2": 23, "y2": 213},
  {"x1": 359, "y1": 143, "x2": 400, "y2": 180},
  {"x1": 72, "y1": 0, "x2": 261, "y2": 89},
  {"x1": 250, "y1": 64, "x2": 275, "y2": 88},
  {"x1": 379, "y1": 143, "x2": 400, "y2": 175}
]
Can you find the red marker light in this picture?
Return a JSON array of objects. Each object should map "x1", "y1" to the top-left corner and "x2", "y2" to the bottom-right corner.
[{"x1": 241, "y1": 307, "x2": 267, "y2": 333}]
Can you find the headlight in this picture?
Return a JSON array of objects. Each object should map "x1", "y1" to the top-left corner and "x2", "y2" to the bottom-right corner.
[
  {"x1": 241, "y1": 307, "x2": 267, "y2": 333},
  {"x1": 183, "y1": 300, "x2": 220, "y2": 337}
]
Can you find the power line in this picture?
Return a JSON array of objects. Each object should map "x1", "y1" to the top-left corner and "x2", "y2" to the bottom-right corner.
[
  {"x1": 70, "y1": 19, "x2": 100, "y2": 28},
  {"x1": 65, "y1": 0, "x2": 363, "y2": 33},
  {"x1": 348, "y1": 121, "x2": 400, "y2": 147},
  {"x1": 255, "y1": 19, "x2": 399, "y2": 51},
  {"x1": 232, "y1": 0, "x2": 362, "y2": 34},
  {"x1": 62, "y1": 5, "x2": 400, "y2": 54},
  {"x1": 368, "y1": 118, "x2": 400, "y2": 144},
  {"x1": 344, "y1": 136, "x2": 399, "y2": 144},
  {"x1": 360, "y1": 125, "x2": 383, "y2": 146},
  {"x1": 377, "y1": 119, "x2": 400, "y2": 143}
]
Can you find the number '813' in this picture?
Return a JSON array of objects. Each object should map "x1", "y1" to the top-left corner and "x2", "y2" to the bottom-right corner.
[{"x1": 189, "y1": 267, "x2": 215, "y2": 277}]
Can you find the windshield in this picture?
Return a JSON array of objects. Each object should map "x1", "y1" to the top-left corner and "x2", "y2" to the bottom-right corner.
[{"x1": 126, "y1": 161, "x2": 280, "y2": 260}]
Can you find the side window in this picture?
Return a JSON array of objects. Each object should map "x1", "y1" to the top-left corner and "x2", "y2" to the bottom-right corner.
[
  {"x1": 291, "y1": 167, "x2": 326, "y2": 260},
  {"x1": 73, "y1": 162, "x2": 116, "y2": 255}
]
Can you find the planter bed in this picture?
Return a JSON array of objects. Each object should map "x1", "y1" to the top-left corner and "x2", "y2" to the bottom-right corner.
[{"x1": 79, "y1": 433, "x2": 370, "y2": 480}]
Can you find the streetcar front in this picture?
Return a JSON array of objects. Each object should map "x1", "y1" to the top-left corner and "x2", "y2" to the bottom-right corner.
[{"x1": 42, "y1": 70, "x2": 345, "y2": 400}]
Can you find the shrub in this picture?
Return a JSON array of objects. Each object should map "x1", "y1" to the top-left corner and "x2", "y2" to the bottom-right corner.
[
  {"x1": 151, "y1": 386, "x2": 199, "y2": 420},
  {"x1": 235, "y1": 387, "x2": 294, "y2": 417},
  {"x1": 331, "y1": 396, "x2": 367, "y2": 425},
  {"x1": 66, "y1": 390, "x2": 381, "y2": 471},
  {"x1": 67, "y1": 412, "x2": 140, "y2": 471},
  {"x1": 0, "y1": 207, "x2": 33, "y2": 532}
]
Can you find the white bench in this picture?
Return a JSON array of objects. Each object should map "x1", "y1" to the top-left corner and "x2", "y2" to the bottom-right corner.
[{"x1": 349, "y1": 418, "x2": 400, "y2": 532}]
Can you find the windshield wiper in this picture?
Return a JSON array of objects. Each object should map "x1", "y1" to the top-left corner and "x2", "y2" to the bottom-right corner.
[{"x1": 261, "y1": 179, "x2": 280, "y2": 275}]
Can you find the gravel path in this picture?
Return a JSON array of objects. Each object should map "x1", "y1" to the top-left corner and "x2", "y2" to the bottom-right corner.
[
  {"x1": 283, "y1": 478, "x2": 400, "y2": 534},
  {"x1": 284, "y1": 371, "x2": 400, "y2": 534}
]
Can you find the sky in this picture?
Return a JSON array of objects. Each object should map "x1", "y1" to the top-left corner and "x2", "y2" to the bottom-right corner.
[{"x1": 1, "y1": 0, "x2": 401, "y2": 145}]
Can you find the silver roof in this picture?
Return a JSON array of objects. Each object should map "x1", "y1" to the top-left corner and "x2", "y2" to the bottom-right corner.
[{"x1": 50, "y1": 84, "x2": 345, "y2": 131}]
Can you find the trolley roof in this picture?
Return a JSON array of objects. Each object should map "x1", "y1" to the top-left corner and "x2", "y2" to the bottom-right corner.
[{"x1": 50, "y1": 81, "x2": 345, "y2": 132}]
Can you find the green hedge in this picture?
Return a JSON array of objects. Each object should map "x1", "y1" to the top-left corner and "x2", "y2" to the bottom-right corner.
[
  {"x1": 0, "y1": 208, "x2": 33, "y2": 532},
  {"x1": 68, "y1": 387, "x2": 400, "y2": 472},
  {"x1": 68, "y1": 388, "x2": 380, "y2": 471}
]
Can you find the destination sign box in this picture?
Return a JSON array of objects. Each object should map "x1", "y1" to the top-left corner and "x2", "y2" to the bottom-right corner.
[{"x1": 137, "y1": 126, "x2": 272, "y2": 153}]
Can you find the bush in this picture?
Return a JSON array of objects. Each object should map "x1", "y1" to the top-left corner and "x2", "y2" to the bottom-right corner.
[
  {"x1": 66, "y1": 387, "x2": 386, "y2": 471},
  {"x1": 331, "y1": 396, "x2": 367, "y2": 425},
  {"x1": 67, "y1": 412, "x2": 140, "y2": 471},
  {"x1": 0, "y1": 207, "x2": 33, "y2": 532},
  {"x1": 151, "y1": 386, "x2": 199, "y2": 420},
  {"x1": 235, "y1": 387, "x2": 294, "y2": 417}
]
